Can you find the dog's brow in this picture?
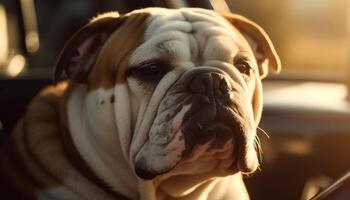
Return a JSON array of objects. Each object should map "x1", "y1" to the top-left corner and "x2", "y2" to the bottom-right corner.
[
  {"x1": 236, "y1": 46, "x2": 253, "y2": 56},
  {"x1": 225, "y1": 44, "x2": 242, "y2": 60}
]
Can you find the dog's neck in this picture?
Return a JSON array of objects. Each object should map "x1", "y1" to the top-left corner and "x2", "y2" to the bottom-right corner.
[{"x1": 66, "y1": 85, "x2": 139, "y2": 199}]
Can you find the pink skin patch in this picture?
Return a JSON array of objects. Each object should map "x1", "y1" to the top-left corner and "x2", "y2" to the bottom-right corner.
[
  {"x1": 171, "y1": 104, "x2": 192, "y2": 136},
  {"x1": 71, "y1": 35, "x2": 97, "y2": 62},
  {"x1": 184, "y1": 139, "x2": 234, "y2": 162},
  {"x1": 153, "y1": 104, "x2": 192, "y2": 163},
  {"x1": 133, "y1": 105, "x2": 193, "y2": 174},
  {"x1": 161, "y1": 129, "x2": 186, "y2": 163}
]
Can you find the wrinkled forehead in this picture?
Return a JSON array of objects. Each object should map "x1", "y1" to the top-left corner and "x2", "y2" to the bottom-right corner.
[
  {"x1": 144, "y1": 8, "x2": 235, "y2": 36},
  {"x1": 129, "y1": 8, "x2": 249, "y2": 67}
]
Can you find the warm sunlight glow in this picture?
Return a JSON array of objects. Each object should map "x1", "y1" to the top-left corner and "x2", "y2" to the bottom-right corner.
[
  {"x1": 265, "y1": 82, "x2": 348, "y2": 112},
  {"x1": 210, "y1": 0, "x2": 230, "y2": 12},
  {"x1": 6, "y1": 55, "x2": 26, "y2": 77},
  {"x1": 26, "y1": 31, "x2": 39, "y2": 53},
  {"x1": 228, "y1": 0, "x2": 350, "y2": 78},
  {"x1": 20, "y1": 0, "x2": 40, "y2": 53},
  {"x1": 0, "y1": 5, "x2": 8, "y2": 66}
]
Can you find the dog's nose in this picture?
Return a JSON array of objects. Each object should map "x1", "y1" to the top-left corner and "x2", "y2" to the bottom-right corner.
[
  {"x1": 189, "y1": 72, "x2": 231, "y2": 94},
  {"x1": 134, "y1": 165, "x2": 157, "y2": 180}
]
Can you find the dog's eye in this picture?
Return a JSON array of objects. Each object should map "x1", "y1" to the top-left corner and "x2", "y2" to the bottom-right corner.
[
  {"x1": 135, "y1": 62, "x2": 161, "y2": 75},
  {"x1": 127, "y1": 60, "x2": 172, "y2": 84},
  {"x1": 234, "y1": 59, "x2": 251, "y2": 75}
]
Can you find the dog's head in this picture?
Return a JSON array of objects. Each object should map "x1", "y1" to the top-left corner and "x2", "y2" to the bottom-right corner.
[{"x1": 55, "y1": 8, "x2": 280, "y2": 181}]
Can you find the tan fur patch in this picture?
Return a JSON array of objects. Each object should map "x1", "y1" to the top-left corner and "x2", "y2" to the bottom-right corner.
[{"x1": 88, "y1": 12, "x2": 150, "y2": 90}]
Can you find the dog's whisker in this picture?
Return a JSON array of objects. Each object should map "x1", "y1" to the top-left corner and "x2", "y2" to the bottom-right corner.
[
  {"x1": 257, "y1": 126, "x2": 270, "y2": 139},
  {"x1": 254, "y1": 135, "x2": 263, "y2": 165}
]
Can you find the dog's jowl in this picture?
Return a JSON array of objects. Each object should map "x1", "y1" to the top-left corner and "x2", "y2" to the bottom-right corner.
[{"x1": 0, "y1": 8, "x2": 280, "y2": 200}]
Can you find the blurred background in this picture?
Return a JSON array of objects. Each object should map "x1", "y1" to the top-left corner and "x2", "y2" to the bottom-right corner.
[
  {"x1": 0, "y1": 0, "x2": 349, "y2": 199},
  {"x1": 229, "y1": 0, "x2": 349, "y2": 80}
]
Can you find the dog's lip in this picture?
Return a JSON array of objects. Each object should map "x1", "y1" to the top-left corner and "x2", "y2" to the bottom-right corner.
[
  {"x1": 182, "y1": 121, "x2": 236, "y2": 161},
  {"x1": 183, "y1": 120, "x2": 234, "y2": 148},
  {"x1": 180, "y1": 100, "x2": 242, "y2": 147}
]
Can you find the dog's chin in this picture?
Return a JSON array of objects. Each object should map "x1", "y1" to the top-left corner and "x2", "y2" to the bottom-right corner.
[{"x1": 134, "y1": 121, "x2": 235, "y2": 180}]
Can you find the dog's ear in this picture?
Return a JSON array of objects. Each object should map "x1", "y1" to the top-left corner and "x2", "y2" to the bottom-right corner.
[
  {"x1": 223, "y1": 13, "x2": 281, "y2": 79},
  {"x1": 53, "y1": 13, "x2": 125, "y2": 84}
]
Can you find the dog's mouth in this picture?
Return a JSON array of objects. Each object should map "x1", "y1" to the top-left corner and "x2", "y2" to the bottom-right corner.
[
  {"x1": 178, "y1": 96, "x2": 243, "y2": 164},
  {"x1": 133, "y1": 91, "x2": 258, "y2": 180},
  {"x1": 184, "y1": 120, "x2": 234, "y2": 161}
]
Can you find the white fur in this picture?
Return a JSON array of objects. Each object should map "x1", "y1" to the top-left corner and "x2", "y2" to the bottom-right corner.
[
  {"x1": 68, "y1": 86, "x2": 138, "y2": 199},
  {"x1": 114, "y1": 84, "x2": 133, "y2": 161}
]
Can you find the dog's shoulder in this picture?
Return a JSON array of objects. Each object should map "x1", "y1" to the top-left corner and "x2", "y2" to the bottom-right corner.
[{"x1": 0, "y1": 82, "x2": 71, "y2": 199}]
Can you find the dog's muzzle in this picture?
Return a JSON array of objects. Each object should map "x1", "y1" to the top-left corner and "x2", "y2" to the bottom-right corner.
[
  {"x1": 175, "y1": 70, "x2": 240, "y2": 156},
  {"x1": 134, "y1": 68, "x2": 257, "y2": 179}
]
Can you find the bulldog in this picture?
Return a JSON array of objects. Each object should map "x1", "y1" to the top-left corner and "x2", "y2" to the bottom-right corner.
[{"x1": 0, "y1": 7, "x2": 280, "y2": 200}]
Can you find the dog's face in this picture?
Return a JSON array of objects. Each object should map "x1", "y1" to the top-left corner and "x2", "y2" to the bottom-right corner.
[{"x1": 55, "y1": 8, "x2": 280, "y2": 181}]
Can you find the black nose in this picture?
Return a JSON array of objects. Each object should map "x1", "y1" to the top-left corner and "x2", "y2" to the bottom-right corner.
[{"x1": 189, "y1": 72, "x2": 231, "y2": 94}]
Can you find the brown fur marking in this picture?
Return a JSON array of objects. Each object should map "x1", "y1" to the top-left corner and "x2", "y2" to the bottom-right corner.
[{"x1": 88, "y1": 12, "x2": 150, "y2": 90}]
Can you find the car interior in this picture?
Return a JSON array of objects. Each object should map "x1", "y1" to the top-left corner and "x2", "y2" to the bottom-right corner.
[{"x1": 0, "y1": 0, "x2": 349, "y2": 199}]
